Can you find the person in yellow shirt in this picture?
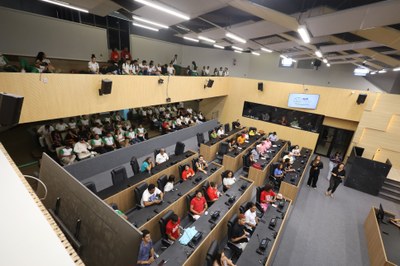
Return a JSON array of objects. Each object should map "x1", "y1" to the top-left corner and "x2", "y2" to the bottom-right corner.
[{"x1": 237, "y1": 133, "x2": 246, "y2": 146}]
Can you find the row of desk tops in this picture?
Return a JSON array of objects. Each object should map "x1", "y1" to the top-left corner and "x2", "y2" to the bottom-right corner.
[
  {"x1": 153, "y1": 178, "x2": 252, "y2": 266},
  {"x1": 282, "y1": 147, "x2": 312, "y2": 187},
  {"x1": 96, "y1": 150, "x2": 196, "y2": 200},
  {"x1": 202, "y1": 127, "x2": 244, "y2": 147}
]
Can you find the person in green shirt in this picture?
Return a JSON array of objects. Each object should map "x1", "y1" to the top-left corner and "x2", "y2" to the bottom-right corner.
[
  {"x1": 111, "y1": 204, "x2": 127, "y2": 219},
  {"x1": 210, "y1": 129, "x2": 218, "y2": 139}
]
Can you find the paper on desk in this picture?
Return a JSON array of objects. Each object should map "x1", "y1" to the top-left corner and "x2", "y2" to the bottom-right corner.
[{"x1": 179, "y1": 226, "x2": 198, "y2": 245}]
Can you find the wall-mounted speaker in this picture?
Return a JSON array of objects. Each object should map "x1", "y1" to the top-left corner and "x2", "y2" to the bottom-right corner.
[
  {"x1": 99, "y1": 79, "x2": 112, "y2": 96},
  {"x1": 356, "y1": 94, "x2": 367, "y2": 104},
  {"x1": 204, "y1": 79, "x2": 214, "y2": 89},
  {"x1": 258, "y1": 82, "x2": 263, "y2": 91},
  {"x1": 0, "y1": 93, "x2": 24, "y2": 126}
]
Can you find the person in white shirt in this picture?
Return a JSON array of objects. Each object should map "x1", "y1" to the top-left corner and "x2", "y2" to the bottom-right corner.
[
  {"x1": 171, "y1": 54, "x2": 178, "y2": 65},
  {"x1": 223, "y1": 67, "x2": 229, "y2": 76},
  {"x1": 68, "y1": 118, "x2": 77, "y2": 131},
  {"x1": 141, "y1": 184, "x2": 164, "y2": 207},
  {"x1": 244, "y1": 202, "x2": 259, "y2": 232},
  {"x1": 88, "y1": 54, "x2": 99, "y2": 74},
  {"x1": 59, "y1": 144, "x2": 76, "y2": 166},
  {"x1": 74, "y1": 138, "x2": 95, "y2": 160},
  {"x1": 135, "y1": 124, "x2": 147, "y2": 141},
  {"x1": 37, "y1": 124, "x2": 54, "y2": 149},
  {"x1": 79, "y1": 115, "x2": 90, "y2": 127},
  {"x1": 205, "y1": 66, "x2": 210, "y2": 76},
  {"x1": 163, "y1": 175, "x2": 175, "y2": 193},
  {"x1": 102, "y1": 132, "x2": 116, "y2": 152},
  {"x1": 217, "y1": 126, "x2": 225, "y2": 138},
  {"x1": 268, "y1": 132, "x2": 279, "y2": 142},
  {"x1": 156, "y1": 148, "x2": 169, "y2": 165},
  {"x1": 222, "y1": 170, "x2": 236, "y2": 190},
  {"x1": 186, "y1": 108, "x2": 193, "y2": 114},
  {"x1": 218, "y1": 67, "x2": 224, "y2": 76},
  {"x1": 91, "y1": 123, "x2": 103, "y2": 136},
  {"x1": 122, "y1": 59, "x2": 131, "y2": 75},
  {"x1": 291, "y1": 145, "x2": 301, "y2": 157},
  {"x1": 55, "y1": 119, "x2": 68, "y2": 133}
]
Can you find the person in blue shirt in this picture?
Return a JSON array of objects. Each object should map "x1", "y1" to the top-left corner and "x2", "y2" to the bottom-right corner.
[
  {"x1": 137, "y1": 229, "x2": 155, "y2": 265},
  {"x1": 274, "y1": 164, "x2": 284, "y2": 179},
  {"x1": 140, "y1": 157, "x2": 154, "y2": 173}
]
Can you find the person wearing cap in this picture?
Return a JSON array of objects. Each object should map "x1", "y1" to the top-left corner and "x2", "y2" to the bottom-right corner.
[{"x1": 231, "y1": 213, "x2": 250, "y2": 250}]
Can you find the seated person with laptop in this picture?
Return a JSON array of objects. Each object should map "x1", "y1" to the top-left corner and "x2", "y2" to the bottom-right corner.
[
  {"x1": 156, "y1": 148, "x2": 169, "y2": 165},
  {"x1": 190, "y1": 190, "x2": 208, "y2": 220},
  {"x1": 231, "y1": 214, "x2": 250, "y2": 250},
  {"x1": 141, "y1": 184, "x2": 164, "y2": 207},
  {"x1": 165, "y1": 213, "x2": 181, "y2": 242}
]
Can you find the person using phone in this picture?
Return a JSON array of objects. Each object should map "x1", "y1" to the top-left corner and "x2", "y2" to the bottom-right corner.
[{"x1": 326, "y1": 163, "x2": 346, "y2": 198}]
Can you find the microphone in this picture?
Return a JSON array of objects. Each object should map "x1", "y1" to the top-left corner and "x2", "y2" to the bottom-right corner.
[{"x1": 257, "y1": 233, "x2": 261, "y2": 244}]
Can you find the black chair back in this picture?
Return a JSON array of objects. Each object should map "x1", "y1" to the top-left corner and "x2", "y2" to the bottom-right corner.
[
  {"x1": 206, "y1": 240, "x2": 219, "y2": 266},
  {"x1": 159, "y1": 210, "x2": 174, "y2": 240},
  {"x1": 208, "y1": 130, "x2": 213, "y2": 140},
  {"x1": 227, "y1": 213, "x2": 238, "y2": 239},
  {"x1": 242, "y1": 152, "x2": 251, "y2": 172},
  {"x1": 84, "y1": 182, "x2": 97, "y2": 194},
  {"x1": 192, "y1": 158, "x2": 199, "y2": 172},
  {"x1": 134, "y1": 183, "x2": 148, "y2": 205},
  {"x1": 157, "y1": 175, "x2": 168, "y2": 191},
  {"x1": 197, "y1": 133, "x2": 205, "y2": 147},
  {"x1": 287, "y1": 141, "x2": 292, "y2": 151},
  {"x1": 239, "y1": 201, "x2": 252, "y2": 214},
  {"x1": 175, "y1": 141, "x2": 185, "y2": 155},
  {"x1": 178, "y1": 164, "x2": 185, "y2": 178},
  {"x1": 130, "y1": 156, "x2": 140, "y2": 175},
  {"x1": 256, "y1": 186, "x2": 262, "y2": 203},
  {"x1": 154, "y1": 149, "x2": 160, "y2": 159},
  {"x1": 186, "y1": 192, "x2": 196, "y2": 209},
  {"x1": 224, "y1": 123, "x2": 230, "y2": 133},
  {"x1": 218, "y1": 142, "x2": 229, "y2": 155},
  {"x1": 111, "y1": 166, "x2": 127, "y2": 186}
]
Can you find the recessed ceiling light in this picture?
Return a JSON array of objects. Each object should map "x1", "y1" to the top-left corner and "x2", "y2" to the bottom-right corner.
[
  {"x1": 135, "y1": 0, "x2": 190, "y2": 20},
  {"x1": 213, "y1": 44, "x2": 225, "y2": 49},
  {"x1": 280, "y1": 54, "x2": 287, "y2": 59},
  {"x1": 198, "y1": 36, "x2": 216, "y2": 43},
  {"x1": 133, "y1": 22, "x2": 159, "y2": 32},
  {"x1": 234, "y1": 50, "x2": 242, "y2": 54},
  {"x1": 226, "y1": 33, "x2": 246, "y2": 44},
  {"x1": 393, "y1": 67, "x2": 400, "y2": 71},
  {"x1": 132, "y1": 16, "x2": 168, "y2": 29},
  {"x1": 261, "y1": 47, "x2": 272, "y2": 53},
  {"x1": 297, "y1": 25, "x2": 311, "y2": 43},
  {"x1": 315, "y1": 50, "x2": 323, "y2": 58},
  {"x1": 251, "y1": 52, "x2": 260, "y2": 56},
  {"x1": 183, "y1": 36, "x2": 199, "y2": 42},
  {"x1": 232, "y1": 46, "x2": 243, "y2": 51},
  {"x1": 323, "y1": 58, "x2": 328, "y2": 63},
  {"x1": 327, "y1": 63, "x2": 331, "y2": 67},
  {"x1": 40, "y1": 0, "x2": 88, "y2": 13},
  {"x1": 378, "y1": 69, "x2": 387, "y2": 73}
]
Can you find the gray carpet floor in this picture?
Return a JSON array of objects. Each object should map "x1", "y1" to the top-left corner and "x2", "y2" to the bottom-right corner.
[{"x1": 272, "y1": 156, "x2": 400, "y2": 266}]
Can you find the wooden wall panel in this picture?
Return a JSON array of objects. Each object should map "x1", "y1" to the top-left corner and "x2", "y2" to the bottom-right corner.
[
  {"x1": 358, "y1": 111, "x2": 392, "y2": 131},
  {"x1": 323, "y1": 116, "x2": 358, "y2": 131}
]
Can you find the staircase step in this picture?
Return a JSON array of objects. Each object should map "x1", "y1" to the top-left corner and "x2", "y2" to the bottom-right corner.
[
  {"x1": 379, "y1": 191, "x2": 400, "y2": 204},
  {"x1": 384, "y1": 179, "x2": 400, "y2": 188},
  {"x1": 383, "y1": 181, "x2": 400, "y2": 191},
  {"x1": 380, "y1": 187, "x2": 400, "y2": 197}
]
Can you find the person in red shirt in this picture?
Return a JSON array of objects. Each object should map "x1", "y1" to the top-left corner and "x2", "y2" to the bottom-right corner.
[
  {"x1": 165, "y1": 213, "x2": 180, "y2": 241},
  {"x1": 120, "y1": 47, "x2": 132, "y2": 61},
  {"x1": 190, "y1": 190, "x2": 208, "y2": 220},
  {"x1": 206, "y1": 182, "x2": 221, "y2": 202},
  {"x1": 260, "y1": 184, "x2": 276, "y2": 212},
  {"x1": 181, "y1": 164, "x2": 195, "y2": 180},
  {"x1": 110, "y1": 48, "x2": 120, "y2": 63}
]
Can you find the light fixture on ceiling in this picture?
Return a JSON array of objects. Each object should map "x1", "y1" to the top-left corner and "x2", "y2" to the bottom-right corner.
[
  {"x1": 280, "y1": 54, "x2": 287, "y2": 59},
  {"x1": 132, "y1": 16, "x2": 168, "y2": 29},
  {"x1": 354, "y1": 67, "x2": 370, "y2": 76},
  {"x1": 378, "y1": 69, "x2": 387, "y2": 73},
  {"x1": 40, "y1": 0, "x2": 88, "y2": 13},
  {"x1": 135, "y1": 0, "x2": 190, "y2": 20},
  {"x1": 234, "y1": 50, "x2": 242, "y2": 54},
  {"x1": 251, "y1": 52, "x2": 260, "y2": 56},
  {"x1": 183, "y1": 36, "x2": 199, "y2": 42},
  {"x1": 176, "y1": 25, "x2": 190, "y2": 32},
  {"x1": 133, "y1": 22, "x2": 159, "y2": 32},
  {"x1": 393, "y1": 67, "x2": 400, "y2": 71},
  {"x1": 327, "y1": 63, "x2": 331, "y2": 67},
  {"x1": 213, "y1": 44, "x2": 225, "y2": 49},
  {"x1": 232, "y1": 46, "x2": 244, "y2": 51},
  {"x1": 261, "y1": 47, "x2": 273, "y2": 53},
  {"x1": 291, "y1": 59, "x2": 297, "y2": 62},
  {"x1": 226, "y1": 33, "x2": 246, "y2": 44},
  {"x1": 315, "y1": 50, "x2": 323, "y2": 58},
  {"x1": 198, "y1": 36, "x2": 216, "y2": 43},
  {"x1": 322, "y1": 58, "x2": 328, "y2": 64},
  {"x1": 370, "y1": 71, "x2": 376, "y2": 75},
  {"x1": 297, "y1": 25, "x2": 311, "y2": 43}
]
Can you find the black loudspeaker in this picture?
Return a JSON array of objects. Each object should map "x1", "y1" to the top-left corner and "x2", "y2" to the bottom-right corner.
[
  {"x1": 258, "y1": 82, "x2": 263, "y2": 91},
  {"x1": 99, "y1": 79, "x2": 112, "y2": 96},
  {"x1": 204, "y1": 79, "x2": 214, "y2": 88},
  {"x1": 174, "y1": 141, "x2": 185, "y2": 155},
  {"x1": 0, "y1": 93, "x2": 24, "y2": 126},
  {"x1": 356, "y1": 94, "x2": 367, "y2": 105}
]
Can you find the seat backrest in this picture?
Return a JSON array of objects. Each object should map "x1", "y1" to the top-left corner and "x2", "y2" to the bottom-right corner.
[
  {"x1": 192, "y1": 158, "x2": 199, "y2": 172},
  {"x1": 84, "y1": 182, "x2": 97, "y2": 194},
  {"x1": 178, "y1": 164, "x2": 185, "y2": 178},
  {"x1": 224, "y1": 123, "x2": 230, "y2": 133},
  {"x1": 159, "y1": 210, "x2": 174, "y2": 239},
  {"x1": 130, "y1": 156, "x2": 140, "y2": 175},
  {"x1": 154, "y1": 149, "x2": 161, "y2": 159},
  {"x1": 256, "y1": 187, "x2": 262, "y2": 203},
  {"x1": 218, "y1": 142, "x2": 229, "y2": 155},
  {"x1": 134, "y1": 183, "x2": 148, "y2": 205},
  {"x1": 206, "y1": 240, "x2": 219, "y2": 266},
  {"x1": 287, "y1": 141, "x2": 292, "y2": 151},
  {"x1": 208, "y1": 130, "x2": 213, "y2": 140},
  {"x1": 196, "y1": 133, "x2": 205, "y2": 146},
  {"x1": 270, "y1": 162, "x2": 280, "y2": 176},
  {"x1": 227, "y1": 213, "x2": 238, "y2": 239},
  {"x1": 174, "y1": 141, "x2": 185, "y2": 155},
  {"x1": 243, "y1": 152, "x2": 251, "y2": 167},
  {"x1": 157, "y1": 175, "x2": 168, "y2": 191},
  {"x1": 186, "y1": 192, "x2": 196, "y2": 209},
  {"x1": 111, "y1": 166, "x2": 127, "y2": 186}
]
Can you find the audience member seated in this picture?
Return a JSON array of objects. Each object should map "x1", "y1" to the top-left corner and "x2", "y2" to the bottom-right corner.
[
  {"x1": 37, "y1": 124, "x2": 54, "y2": 150},
  {"x1": 35, "y1": 51, "x2": 54, "y2": 73},
  {"x1": 228, "y1": 139, "x2": 237, "y2": 152},
  {"x1": 110, "y1": 48, "x2": 120, "y2": 63},
  {"x1": 274, "y1": 163, "x2": 285, "y2": 180},
  {"x1": 92, "y1": 123, "x2": 103, "y2": 136},
  {"x1": 122, "y1": 59, "x2": 132, "y2": 75},
  {"x1": 136, "y1": 124, "x2": 147, "y2": 141},
  {"x1": 282, "y1": 152, "x2": 294, "y2": 165},
  {"x1": 67, "y1": 118, "x2": 78, "y2": 133},
  {"x1": 74, "y1": 138, "x2": 95, "y2": 160},
  {"x1": 181, "y1": 164, "x2": 195, "y2": 180},
  {"x1": 125, "y1": 127, "x2": 140, "y2": 145},
  {"x1": 78, "y1": 115, "x2": 90, "y2": 127},
  {"x1": 59, "y1": 144, "x2": 76, "y2": 166},
  {"x1": 268, "y1": 132, "x2": 279, "y2": 142},
  {"x1": 190, "y1": 190, "x2": 208, "y2": 220},
  {"x1": 88, "y1": 54, "x2": 99, "y2": 74},
  {"x1": 156, "y1": 148, "x2": 169, "y2": 165},
  {"x1": 55, "y1": 119, "x2": 68, "y2": 134},
  {"x1": 213, "y1": 251, "x2": 236, "y2": 266},
  {"x1": 164, "y1": 175, "x2": 175, "y2": 193},
  {"x1": 236, "y1": 133, "x2": 246, "y2": 146},
  {"x1": 141, "y1": 157, "x2": 155, "y2": 173},
  {"x1": 195, "y1": 155, "x2": 208, "y2": 174},
  {"x1": 231, "y1": 214, "x2": 250, "y2": 250},
  {"x1": 291, "y1": 145, "x2": 301, "y2": 157},
  {"x1": 165, "y1": 213, "x2": 181, "y2": 242},
  {"x1": 283, "y1": 158, "x2": 295, "y2": 172},
  {"x1": 218, "y1": 67, "x2": 224, "y2": 76},
  {"x1": 217, "y1": 126, "x2": 225, "y2": 138},
  {"x1": 51, "y1": 131, "x2": 63, "y2": 150},
  {"x1": 114, "y1": 129, "x2": 127, "y2": 148},
  {"x1": 206, "y1": 182, "x2": 221, "y2": 202},
  {"x1": 102, "y1": 132, "x2": 116, "y2": 152},
  {"x1": 90, "y1": 134, "x2": 106, "y2": 154},
  {"x1": 121, "y1": 47, "x2": 132, "y2": 61},
  {"x1": 137, "y1": 229, "x2": 155, "y2": 265},
  {"x1": 141, "y1": 184, "x2": 164, "y2": 207},
  {"x1": 64, "y1": 130, "x2": 78, "y2": 147},
  {"x1": 222, "y1": 170, "x2": 236, "y2": 190},
  {"x1": 232, "y1": 119, "x2": 240, "y2": 129},
  {"x1": 210, "y1": 129, "x2": 218, "y2": 140},
  {"x1": 260, "y1": 184, "x2": 276, "y2": 212},
  {"x1": 111, "y1": 203, "x2": 127, "y2": 219},
  {"x1": 250, "y1": 147, "x2": 260, "y2": 161},
  {"x1": 244, "y1": 202, "x2": 259, "y2": 233}
]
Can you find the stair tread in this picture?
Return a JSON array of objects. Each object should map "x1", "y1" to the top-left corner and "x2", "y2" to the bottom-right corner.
[
  {"x1": 381, "y1": 186, "x2": 400, "y2": 194},
  {"x1": 384, "y1": 179, "x2": 400, "y2": 186},
  {"x1": 383, "y1": 182, "x2": 400, "y2": 189},
  {"x1": 379, "y1": 191, "x2": 400, "y2": 200}
]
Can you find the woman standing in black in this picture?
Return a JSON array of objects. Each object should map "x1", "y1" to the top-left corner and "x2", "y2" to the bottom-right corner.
[
  {"x1": 326, "y1": 163, "x2": 346, "y2": 198},
  {"x1": 307, "y1": 156, "x2": 323, "y2": 189}
]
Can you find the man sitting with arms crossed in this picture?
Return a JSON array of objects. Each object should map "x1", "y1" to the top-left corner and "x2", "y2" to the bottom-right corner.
[
  {"x1": 156, "y1": 148, "x2": 169, "y2": 165},
  {"x1": 141, "y1": 184, "x2": 164, "y2": 207},
  {"x1": 165, "y1": 213, "x2": 181, "y2": 242},
  {"x1": 190, "y1": 190, "x2": 208, "y2": 220}
]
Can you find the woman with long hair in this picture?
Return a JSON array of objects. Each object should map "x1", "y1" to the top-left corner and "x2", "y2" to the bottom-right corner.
[{"x1": 307, "y1": 155, "x2": 324, "y2": 189}]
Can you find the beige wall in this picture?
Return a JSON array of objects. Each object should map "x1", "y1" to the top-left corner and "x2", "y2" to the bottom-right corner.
[{"x1": 0, "y1": 73, "x2": 229, "y2": 123}]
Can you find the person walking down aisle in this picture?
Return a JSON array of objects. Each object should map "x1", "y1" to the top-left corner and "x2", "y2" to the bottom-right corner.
[
  {"x1": 326, "y1": 163, "x2": 346, "y2": 198},
  {"x1": 307, "y1": 156, "x2": 323, "y2": 189},
  {"x1": 326, "y1": 152, "x2": 342, "y2": 180}
]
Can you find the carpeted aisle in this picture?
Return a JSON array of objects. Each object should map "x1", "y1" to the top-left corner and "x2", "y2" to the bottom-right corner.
[{"x1": 272, "y1": 156, "x2": 400, "y2": 266}]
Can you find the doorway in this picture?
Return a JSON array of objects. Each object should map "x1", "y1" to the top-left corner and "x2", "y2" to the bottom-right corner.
[{"x1": 315, "y1": 126, "x2": 354, "y2": 158}]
